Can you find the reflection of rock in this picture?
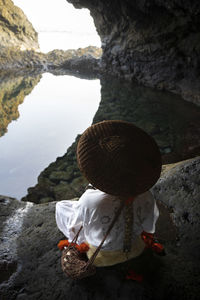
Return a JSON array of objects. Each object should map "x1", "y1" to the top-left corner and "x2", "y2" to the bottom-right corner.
[
  {"x1": 1, "y1": 157, "x2": 200, "y2": 299},
  {"x1": 0, "y1": 73, "x2": 41, "y2": 137},
  {"x1": 23, "y1": 76, "x2": 200, "y2": 204},
  {"x1": 23, "y1": 136, "x2": 88, "y2": 204},
  {"x1": 94, "y1": 77, "x2": 200, "y2": 163},
  {"x1": 0, "y1": 0, "x2": 39, "y2": 51},
  {"x1": 68, "y1": 0, "x2": 200, "y2": 105}
]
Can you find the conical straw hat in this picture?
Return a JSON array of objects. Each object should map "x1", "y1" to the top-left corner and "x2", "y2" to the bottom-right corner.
[{"x1": 77, "y1": 120, "x2": 161, "y2": 197}]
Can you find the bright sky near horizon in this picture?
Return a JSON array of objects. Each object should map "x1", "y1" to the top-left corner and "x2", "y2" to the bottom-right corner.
[
  {"x1": 12, "y1": 0, "x2": 101, "y2": 51},
  {"x1": 13, "y1": 0, "x2": 98, "y2": 33}
]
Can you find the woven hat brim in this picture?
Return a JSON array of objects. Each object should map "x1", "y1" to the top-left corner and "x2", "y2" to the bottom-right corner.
[{"x1": 77, "y1": 120, "x2": 161, "y2": 197}]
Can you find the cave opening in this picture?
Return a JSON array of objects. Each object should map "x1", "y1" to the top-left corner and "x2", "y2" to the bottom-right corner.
[{"x1": 12, "y1": 0, "x2": 101, "y2": 53}]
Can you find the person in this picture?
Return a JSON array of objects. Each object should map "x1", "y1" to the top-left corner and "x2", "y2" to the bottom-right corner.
[{"x1": 56, "y1": 120, "x2": 162, "y2": 268}]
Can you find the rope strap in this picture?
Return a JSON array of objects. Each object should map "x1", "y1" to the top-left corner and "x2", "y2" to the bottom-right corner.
[
  {"x1": 64, "y1": 195, "x2": 134, "y2": 268},
  {"x1": 86, "y1": 198, "x2": 126, "y2": 267}
]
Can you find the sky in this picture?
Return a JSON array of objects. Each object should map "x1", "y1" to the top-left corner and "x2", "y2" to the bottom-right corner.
[
  {"x1": 13, "y1": 0, "x2": 97, "y2": 32},
  {"x1": 13, "y1": 0, "x2": 101, "y2": 51}
]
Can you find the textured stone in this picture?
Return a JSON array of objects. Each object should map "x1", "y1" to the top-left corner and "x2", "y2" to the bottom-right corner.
[
  {"x1": 0, "y1": 157, "x2": 200, "y2": 299},
  {"x1": 0, "y1": 0, "x2": 39, "y2": 51},
  {"x1": 152, "y1": 156, "x2": 200, "y2": 260},
  {"x1": 0, "y1": 46, "x2": 102, "y2": 74}
]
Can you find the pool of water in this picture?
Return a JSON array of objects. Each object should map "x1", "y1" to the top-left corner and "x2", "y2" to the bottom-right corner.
[
  {"x1": 0, "y1": 72, "x2": 200, "y2": 201},
  {"x1": 0, "y1": 72, "x2": 101, "y2": 199}
]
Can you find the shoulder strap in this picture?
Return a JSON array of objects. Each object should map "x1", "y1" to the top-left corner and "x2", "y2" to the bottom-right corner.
[{"x1": 123, "y1": 201, "x2": 134, "y2": 252}]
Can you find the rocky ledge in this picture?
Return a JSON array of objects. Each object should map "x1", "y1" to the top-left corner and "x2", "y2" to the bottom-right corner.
[
  {"x1": 0, "y1": 156, "x2": 199, "y2": 300},
  {"x1": 0, "y1": 46, "x2": 102, "y2": 76}
]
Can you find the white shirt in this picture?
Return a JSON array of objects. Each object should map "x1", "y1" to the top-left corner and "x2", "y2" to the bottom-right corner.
[{"x1": 56, "y1": 189, "x2": 159, "y2": 251}]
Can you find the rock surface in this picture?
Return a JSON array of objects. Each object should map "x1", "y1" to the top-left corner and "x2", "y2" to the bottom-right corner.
[
  {"x1": 68, "y1": 0, "x2": 200, "y2": 105},
  {"x1": 0, "y1": 157, "x2": 200, "y2": 300},
  {"x1": 0, "y1": 0, "x2": 39, "y2": 51},
  {"x1": 0, "y1": 46, "x2": 102, "y2": 74}
]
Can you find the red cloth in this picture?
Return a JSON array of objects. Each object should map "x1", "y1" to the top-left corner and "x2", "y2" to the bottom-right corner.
[
  {"x1": 126, "y1": 270, "x2": 143, "y2": 282},
  {"x1": 141, "y1": 231, "x2": 164, "y2": 253},
  {"x1": 57, "y1": 239, "x2": 89, "y2": 253}
]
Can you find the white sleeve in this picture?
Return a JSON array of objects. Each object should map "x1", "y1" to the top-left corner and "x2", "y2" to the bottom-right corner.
[
  {"x1": 136, "y1": 191, "x2": 159, "y2": 234},
  {"x1": 55, "y1": 200, "x2": 86, "y2": 244}
]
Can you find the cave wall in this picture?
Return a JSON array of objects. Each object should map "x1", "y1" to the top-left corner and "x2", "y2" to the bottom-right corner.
[{"x1": 67, "y1": 0, "x2": 200, "y2": 105}]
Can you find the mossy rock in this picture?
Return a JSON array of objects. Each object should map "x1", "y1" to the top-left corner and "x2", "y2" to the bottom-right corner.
[
  {"x1": 39, "y1": 197, "x2": 54, "y2": 204},
  {"x1": 53, "y1": 183, "x2": 77, "y2": 201},
  {"x1": 49, "y1": 171, "x2": 72, "y2": 183}
]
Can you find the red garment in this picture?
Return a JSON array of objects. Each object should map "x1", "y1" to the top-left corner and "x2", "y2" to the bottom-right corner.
[
  {"x1": 141, "y1": 231, "x2": 165, "y2": 254},
  {"x1": 126, "y1": 270, "x2": 143, "y2": 282},
  {"x1": 57, "y1": 239, "x2": 89, "y2": 253}
]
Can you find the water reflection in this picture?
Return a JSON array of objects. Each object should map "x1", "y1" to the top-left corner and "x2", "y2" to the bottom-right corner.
[
  {"x1": 0, "y1": 73, "x2": 41, "y2": 136},
  {"x1": 94, "y1": 76, "x2": 200, "y2": 163},
  {"x1": 23, "y1": 75, "x2": 200, "y2": 203},
  {"x1": 0, "y1": 72, "x2": 101, "y2": 199}
]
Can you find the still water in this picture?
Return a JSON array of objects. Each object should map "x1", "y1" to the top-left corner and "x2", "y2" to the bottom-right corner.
[
  {"x1": 0, "y1": 72, "x2": 200, "y2": 201},
  {"x1": 0, "y1": 73, "x2": 101, "y2": 199}
]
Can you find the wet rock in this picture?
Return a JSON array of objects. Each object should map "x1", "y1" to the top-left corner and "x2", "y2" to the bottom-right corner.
[
  {"x1": 0, "y1": 157, "x2": 200, "y2": 299},
  {"x1": 22, "y1": 137, "x2": 88, "y2": 203},
  {"x1": 0, "y1": 195, "x2": 33, "y2": 289}
]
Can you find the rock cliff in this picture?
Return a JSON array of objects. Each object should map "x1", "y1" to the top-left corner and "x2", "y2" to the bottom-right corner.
[
  {"x1": 0, "y1": 0, "x2": 39, "y2": 51},
  {"x1": 68, "y1": 0, "x2": 200, "y2": 105},
  {"x1": 0, "y1": 157, "x2": 199, "y2": 300}
]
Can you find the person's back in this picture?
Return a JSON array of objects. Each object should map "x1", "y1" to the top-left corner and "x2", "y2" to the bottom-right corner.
[
  {"x1": 56, "y1": 120, "x2": 162, "y2": 269},
  {"x1": 79, "y1": 188, "x2": 159, "y2": 250}
]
